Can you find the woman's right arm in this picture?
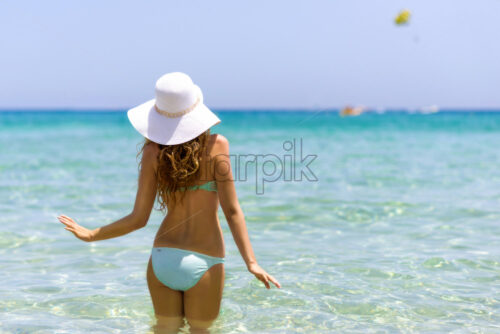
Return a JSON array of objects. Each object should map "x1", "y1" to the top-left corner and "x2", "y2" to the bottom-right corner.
[{"x1": 213, "y1": 135, "x2": 281, "y2": 289}]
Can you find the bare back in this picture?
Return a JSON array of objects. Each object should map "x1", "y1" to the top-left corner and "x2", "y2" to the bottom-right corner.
[{"x1": 152, "y1": 134, "x2": 225, "y2": 258}]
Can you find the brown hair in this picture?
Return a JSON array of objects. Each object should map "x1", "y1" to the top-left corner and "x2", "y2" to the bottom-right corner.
[{"x1": 137, "y1": 130, "x2": 211, "y2": 212}]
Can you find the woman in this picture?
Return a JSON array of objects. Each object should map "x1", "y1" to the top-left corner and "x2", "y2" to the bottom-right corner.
[{"x1": 58, "y1": 72, "x2": 281, "y2": 333}]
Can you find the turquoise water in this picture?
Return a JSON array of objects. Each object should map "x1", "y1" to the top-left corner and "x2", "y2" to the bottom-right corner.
[{"x1": 1, "y1": 110, "x2": 500, "y2": 333}]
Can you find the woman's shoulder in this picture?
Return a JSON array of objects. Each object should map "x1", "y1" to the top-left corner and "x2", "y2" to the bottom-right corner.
[
  {"x1": 141, "y1": 141, "x2": 160, "y2": 167},
  {"x1": 209, "y1": 133, "x2": 229, "y2": 154},
  {"x1": 143, "y1": 141, "x2": 160, "y2": 154},
  {"x1": 210, "y1": 133, "x2": 229, "y2": 146}
]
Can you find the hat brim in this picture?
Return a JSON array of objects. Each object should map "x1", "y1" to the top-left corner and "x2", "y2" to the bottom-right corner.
[{"x1": 127, "y1": 98, "x2": 221, "y2": 145}]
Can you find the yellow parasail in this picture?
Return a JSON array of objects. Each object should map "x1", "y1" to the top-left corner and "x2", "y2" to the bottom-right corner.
[{"x1": 395, "y1": 9, "x2": 411, "y2": 25}]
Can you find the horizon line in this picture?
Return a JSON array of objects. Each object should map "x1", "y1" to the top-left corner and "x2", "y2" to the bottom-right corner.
[
  {"x1": 1, "y1": 107, "x2": 500, "y2": 113},
  {"x1": 0, "y1": 106, "x2": 500, "y2": 113}
]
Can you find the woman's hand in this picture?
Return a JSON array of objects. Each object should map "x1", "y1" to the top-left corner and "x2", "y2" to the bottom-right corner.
[
  {"x1": 248, "y1": 263, "x2": 281, "y2": 289},
  {"x1": 58, "y1": 215, "x2": 94, "y2": 242}
]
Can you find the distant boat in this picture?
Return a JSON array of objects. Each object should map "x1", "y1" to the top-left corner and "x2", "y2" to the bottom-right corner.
[
  {"x1": 340, "y1": 106, "x2": 364, "y2": 117},
  {"x1": 419, "y1": 105, "x2": 440, "y2": 114}
]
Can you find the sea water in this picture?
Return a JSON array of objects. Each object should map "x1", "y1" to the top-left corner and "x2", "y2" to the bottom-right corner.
[{"x1": 0, "y1": 110, "x2": 499, "y2": 333}]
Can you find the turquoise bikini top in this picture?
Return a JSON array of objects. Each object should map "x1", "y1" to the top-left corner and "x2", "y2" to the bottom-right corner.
[{"x1": 174, "y1": 180, "x2": 217, "y2": 193}]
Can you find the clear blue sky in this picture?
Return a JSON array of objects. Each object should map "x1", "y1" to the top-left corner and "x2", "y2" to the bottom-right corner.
[{"x1": 1, "y1": 0, "x2": 499, "y2": 110}]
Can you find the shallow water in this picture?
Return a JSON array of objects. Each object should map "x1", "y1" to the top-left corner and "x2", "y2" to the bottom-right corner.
[{"x1": 1, "y1": 110, "x2": 499, "y2": 333}]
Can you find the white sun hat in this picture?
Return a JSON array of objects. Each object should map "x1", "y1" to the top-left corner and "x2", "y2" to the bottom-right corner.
[{"x1": 127, "y1": 72, "x2": 221, "y2": 145}]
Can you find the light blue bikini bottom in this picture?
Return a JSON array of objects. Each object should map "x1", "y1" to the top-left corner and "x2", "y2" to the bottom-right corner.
[{"x1": 151, "y1": 247, "x2": 225, "y2": 291}]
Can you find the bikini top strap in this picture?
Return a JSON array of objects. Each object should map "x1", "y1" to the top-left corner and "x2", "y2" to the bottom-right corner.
[
  {"x1": 174, "y1": 180, "x2": 217, "y2": 192},
  {"x1": 194, "y1": 180, "x2": 217, "y2": 192}
]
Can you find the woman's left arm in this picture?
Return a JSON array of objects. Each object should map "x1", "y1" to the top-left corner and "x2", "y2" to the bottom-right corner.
[{"x1": 58, "y1": 143, "x2": 158, "y2": 242}]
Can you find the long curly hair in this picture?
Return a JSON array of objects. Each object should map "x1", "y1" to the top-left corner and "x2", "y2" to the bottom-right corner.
[{"x1": 137, "y1": 130, "x2": 211, "y2": 212}]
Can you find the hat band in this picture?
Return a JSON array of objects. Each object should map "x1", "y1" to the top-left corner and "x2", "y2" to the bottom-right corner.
[{"x1": 154, "y1": 97, "x2": 200, "y2": 118}]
